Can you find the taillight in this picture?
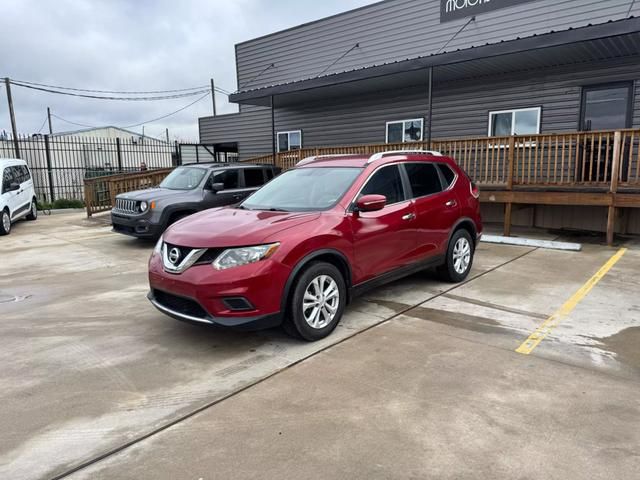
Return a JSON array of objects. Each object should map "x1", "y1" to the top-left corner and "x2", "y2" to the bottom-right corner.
[{"x1": 470, "y1": 181, "x2": 479, "y2": 199}]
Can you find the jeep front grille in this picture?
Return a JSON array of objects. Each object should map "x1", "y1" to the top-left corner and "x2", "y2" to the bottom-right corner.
[{"x1": 114, "y1": 198, "x2": 138, "y2": 214}]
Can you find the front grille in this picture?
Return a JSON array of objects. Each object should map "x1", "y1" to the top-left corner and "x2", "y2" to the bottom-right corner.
[
  {"x1": 114, "y1": 198, "x2": 138, "y2": 214},
  {"x1": 153, "y1": 289, "x2": 208, "y2": 319}
]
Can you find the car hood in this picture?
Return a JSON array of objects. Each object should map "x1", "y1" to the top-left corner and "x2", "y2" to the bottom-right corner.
[
  {"x1": 163, "y1": 207, "x2": 321, "y2": 248},
  {"x1": 116, "y1": 188, "x2": 185, "y2": 202}
]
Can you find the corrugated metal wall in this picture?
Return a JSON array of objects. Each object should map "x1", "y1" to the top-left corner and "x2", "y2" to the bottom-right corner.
[{"x1": 234, "y1": 0, "x2": 640, "y2": 90}]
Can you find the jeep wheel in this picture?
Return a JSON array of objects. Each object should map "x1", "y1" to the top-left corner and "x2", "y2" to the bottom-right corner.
[
  {"x1": 26, "y1": 199, "x2": 38, "y2": 221},
  {"x1": 285, "y1": 262, "x2": 346, "y2": 341},
  {"x1": 0, "y1": 209, "x2": 10, "y2": 235},
  {"x1": 437, "y1": 229, "x2": 474, "y2": 283}
]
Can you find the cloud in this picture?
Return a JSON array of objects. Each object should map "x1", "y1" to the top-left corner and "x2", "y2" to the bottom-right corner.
[{"x1": 0, "y1": 0, "x2": 375, "y2": 141}]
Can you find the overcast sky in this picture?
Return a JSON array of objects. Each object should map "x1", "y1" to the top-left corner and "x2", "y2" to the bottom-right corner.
[{"x1": 0, "y1": 0, "x2": 376, "y2": 141}]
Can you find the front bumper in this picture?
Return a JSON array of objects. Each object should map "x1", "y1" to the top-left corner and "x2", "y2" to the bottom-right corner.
[
  {"x1": 147, "y1": 290, "x2": 282, "y2": 330},
  {"x1": 148, "y1": 253, "x2": 289, "y2": 330},
  {"x1": 112, "y1": 212, "x2": 163, "y2": 238}
]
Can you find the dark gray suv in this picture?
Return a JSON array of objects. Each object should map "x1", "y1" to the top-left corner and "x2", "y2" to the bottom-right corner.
[{"x1": 111, "y1": 162, "x2": 280, "y2": 239}]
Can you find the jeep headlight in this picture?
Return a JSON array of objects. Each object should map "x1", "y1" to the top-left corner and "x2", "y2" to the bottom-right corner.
[
  {"x1": 139, "y1": 201, "x2": 148, "y2": 212},
  {"x1": 212, "y1": 243, "x2": 279, "y2": 270}
]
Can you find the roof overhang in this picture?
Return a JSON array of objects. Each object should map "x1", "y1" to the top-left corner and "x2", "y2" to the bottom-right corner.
[{"x1": 229, "y1": 17, "x2": 640, "y2": 107}]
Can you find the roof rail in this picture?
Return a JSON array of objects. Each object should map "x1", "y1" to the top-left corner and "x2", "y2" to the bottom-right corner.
[
  {"x1": 296, "y1": 154, "x2": 356, "y2": 167},
  {"x1": 366, "y1": 149, "x2": 442, "y2": 164}
]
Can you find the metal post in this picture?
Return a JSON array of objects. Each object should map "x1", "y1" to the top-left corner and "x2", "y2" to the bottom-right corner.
[
  {"x1": 4, "y1": 78, "x2": 20, "y2": 158},
  {"x1": 165, "y1": 128, "x2": 169, "y2": 144},
  {"x1": 271, "y1": 95, "x2": 276, "y2": 162},
  {"x1": 44, "y1": 134, "x2": 55, "y2": 202},
  {"x1": 426, "y1": 67, "x2": 433, "y2": 149},
  {"x1": 47, "y1": 107, "x2": 53, "y2": 134},
  {"x1": 116, "y1": 137, "x2": 123, "y2": 172},
  {"x1": 210, "y1": 78, "x2": 217, "y2": 116}
]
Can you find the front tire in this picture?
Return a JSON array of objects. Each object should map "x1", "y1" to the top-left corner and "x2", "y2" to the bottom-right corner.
[
  {"x1": 26, "y1": 199, "x2": 38, "y2": 221},
  {"x1": 285, "y1": 262, "x2": 347, "y2": 341},
  {"x1": 437, "y1": 229, "x2": 474, "y2": 283},
  {"x1": 0, "y1": 209, "x2": 11, "y2": 235}
]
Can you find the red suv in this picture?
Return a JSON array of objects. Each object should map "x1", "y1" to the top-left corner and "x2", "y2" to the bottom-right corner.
[{"x1": 148, "y1": 151, "x2": 482, "y2": 341}]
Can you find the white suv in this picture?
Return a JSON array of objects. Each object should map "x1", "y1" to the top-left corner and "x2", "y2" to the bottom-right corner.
[{"x1": 1, "y1": 158, "x2": 38, "y2": 235}]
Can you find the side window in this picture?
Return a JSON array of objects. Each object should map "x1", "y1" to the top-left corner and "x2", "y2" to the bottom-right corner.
[
  {"x1": 2, "y1": 168, "x2": 12, "y2": 193},
  {"x1": 22, "y1": 165, "x2": 31, "y2": 182},
  {"x1": 437, "y1": 164, "x2": 456, "y2": 188},
  {"x1": 212, "y1": 169, "x2": 239, "y2": 190},
  {"x1": 244, "y1": 168, "x2": 265, "y2": 188},
  {"x1": 404, "y1": 163, "x2": 443, "y2": 198},
  {"x1": 265, "y1": 168, "x2": 274, "y2": 181},
  {"x1": 360, "y1": 165, "x2": 405, "y2": 205}
]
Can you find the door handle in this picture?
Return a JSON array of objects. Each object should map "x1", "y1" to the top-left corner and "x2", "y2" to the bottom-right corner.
[
  {"x1": 233, "y1": 194, "x2": 242, "y2": 200},
  {"x1": 445, "y1": 200, "x2": 457, "y2": 207},
  {"x1": 402, "y1": 213, "x2": 416, "y2": 221}
]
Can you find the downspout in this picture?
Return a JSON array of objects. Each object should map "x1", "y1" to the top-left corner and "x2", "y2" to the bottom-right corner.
[
  {"x1": 270, "y1": 95, "x2": 276, "y2": 162},
  {"x1": 427, "y1": 66, "x2": 433, "y2": 149}
]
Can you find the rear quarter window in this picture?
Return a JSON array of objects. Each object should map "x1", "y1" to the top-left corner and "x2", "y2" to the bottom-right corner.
[{"x1": 437, "y1": 164, "x2": 457, "y2": 188}]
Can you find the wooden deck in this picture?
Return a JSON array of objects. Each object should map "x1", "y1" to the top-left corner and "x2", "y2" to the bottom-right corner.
[{"x1": 246, "y1": 129, "x2": 640, "y2": 245}]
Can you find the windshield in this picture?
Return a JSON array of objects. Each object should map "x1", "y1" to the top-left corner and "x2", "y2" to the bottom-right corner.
[
  {"x1": 241, "y1": 167, "x2": 362, "y2": 212},
  {"x1": 159, "y1": 167, "x2": 207, "y2": 190}
]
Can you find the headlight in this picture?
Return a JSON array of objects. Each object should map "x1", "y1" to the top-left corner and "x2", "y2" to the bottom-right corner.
[
  {"x1": 213, "y1": 243, "x2": 279, "y2": 270},
  {"x1": 139, "y1": 201, "x2": 148, "y2": 212},
  {"x1": 153, "y1": 235, "x2": 163, "y2": 255}
]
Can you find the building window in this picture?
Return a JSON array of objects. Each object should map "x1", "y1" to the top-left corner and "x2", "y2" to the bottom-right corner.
[
  {"x1": 277, "y1": 130, "x2": 302, "y2": 152},
  {"x1": 386, "y1": 119, "x2": 423, "y2": 143},
  {"x1": 580, "y1": 83, "x2": 632, "y2": 131},
  {"x1": 488, "y1": 107, "x2": 541, "y2": 136}
]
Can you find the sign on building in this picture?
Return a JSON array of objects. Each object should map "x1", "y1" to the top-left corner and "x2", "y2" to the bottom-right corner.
[{"x1": 441, "y1": 0, "x2": 535, "y2": 23}]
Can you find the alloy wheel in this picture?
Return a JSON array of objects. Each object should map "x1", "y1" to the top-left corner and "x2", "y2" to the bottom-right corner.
[
  {"x1": 2, "y1": 212, "x2": 10, "y2": 233},
  {"x1": 452, "y1": 237, "x2": 471, "y2": 274},
  {"x1": 302, "y1": 274, "x2": 340, "y2": 329}
]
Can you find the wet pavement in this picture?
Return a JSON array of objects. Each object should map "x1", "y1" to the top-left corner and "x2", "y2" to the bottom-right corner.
[{"x1": 1, "y1": 212, "x2": 639, "y2": 479}]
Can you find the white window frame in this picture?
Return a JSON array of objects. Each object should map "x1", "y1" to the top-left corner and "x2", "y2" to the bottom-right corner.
[
  {"x1": 487, "y1": 107, "x2": 541, "y2": 137},
  {"x1": 276, "y1": 130, "x2": 302, "y2": 152},
  {"x1": 385, "y1": 118, "x2": 424, "y2": 144}
]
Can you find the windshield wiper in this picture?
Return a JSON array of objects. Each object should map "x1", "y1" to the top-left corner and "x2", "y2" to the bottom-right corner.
[{"x1": 266, "y1": 207, "x2": 288, "y2": 212}]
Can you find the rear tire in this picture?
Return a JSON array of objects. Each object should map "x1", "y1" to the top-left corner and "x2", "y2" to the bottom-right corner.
[
  {"x1": 26, "y1": 199, "x2": 38, "y2": 221},
  {"x1": 437, "y1": 229, "x2": 474, "y2": 283},
  {"x1": 0, "y1": 209, "x2": 11, "y2": 235},
  {"x1": 284, "y1": 262, "x2": 346, "y2": 341}
]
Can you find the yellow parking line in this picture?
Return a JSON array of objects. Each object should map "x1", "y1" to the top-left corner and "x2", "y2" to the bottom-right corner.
[{"x1": 515, "y1": 247, "x2": 627, "y2": 355}]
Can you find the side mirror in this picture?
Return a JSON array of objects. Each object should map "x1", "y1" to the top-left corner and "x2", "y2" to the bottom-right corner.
[
  {"x1": 7, "y1": 182, "x2": 20, "y2": 192},
  {"x1": 355, "y1": 194, "x2": 386, "y2": 212},
  {"x1": 208, "y1": 182, "x2": 224, "y2": 193}
]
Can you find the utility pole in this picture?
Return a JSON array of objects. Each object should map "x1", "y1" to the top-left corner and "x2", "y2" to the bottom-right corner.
[
  {"x1": 47, "y1": 107, "x2": 53, "y2": 134},
  {"x1": 210, "y1": 78, "x2": 217, "y2": 116},
  {"x1": 4, "y1": 77, "x2": 20, "y2": 158},
  {"x1": 165, "y1": 128, "x2": 170, "y2": 144}
]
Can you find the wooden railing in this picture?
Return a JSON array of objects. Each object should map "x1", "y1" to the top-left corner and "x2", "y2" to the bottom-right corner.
[
  {"x1": 84, "y1": 168, "x2": 173, "y2": 216},
  {"x1": 246, "y1": 128, "x2": 640, "y2": 190}
]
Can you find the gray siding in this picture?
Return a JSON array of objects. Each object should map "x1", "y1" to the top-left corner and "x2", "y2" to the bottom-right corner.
[
  {"x1": 199, "y1": 105, "x2": 271, "y2": 160},
  {"x1": 235, "y1": 0, "x2": 640, "y2": 91},
  {"x1": 200, "y1": 57, "x2": 640, "y2": 156}
]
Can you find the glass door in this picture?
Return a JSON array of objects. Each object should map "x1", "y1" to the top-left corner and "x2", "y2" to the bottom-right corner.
[{"x1": 580, "y1": 83, "x2": 632, "y2": 131}]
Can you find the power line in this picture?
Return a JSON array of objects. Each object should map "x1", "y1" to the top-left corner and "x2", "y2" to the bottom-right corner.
[
  {"x1": 50, "y1": 113, "x2": 96, "y2": 129},
  {"x1": 10, "y1": 78, "x2": 210, "y2": 95},
  {"x1": 36, "y1": 114, "x2": 49, "y2": 133},
  {"x1": 436, "y1": 16, "x2": 476, "y2": 54},
  {"x1": 123, "y1": 91, "x2": 211, "y2": 127},
  {"x1": 8, "y1": 77, "x2": 233, "y2": 96},
  {"x1": 239, "y1": 63, "x2": 275, "y2": 90},
  {"x1": 9, "y1": 81, "x2": 211, "y2": 101},
  {"x1": 49, "y1": 91, "x2": 210, "y2": 131}
]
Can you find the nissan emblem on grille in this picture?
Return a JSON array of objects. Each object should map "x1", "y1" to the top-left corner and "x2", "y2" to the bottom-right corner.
[{"x1": 168, "y1": 248, "x2": 181, "y2": 265}]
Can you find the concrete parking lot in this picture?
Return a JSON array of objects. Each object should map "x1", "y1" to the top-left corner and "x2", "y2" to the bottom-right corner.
[{"x1": 1, "y1": 212, "x2": 639, "y2": 479}]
